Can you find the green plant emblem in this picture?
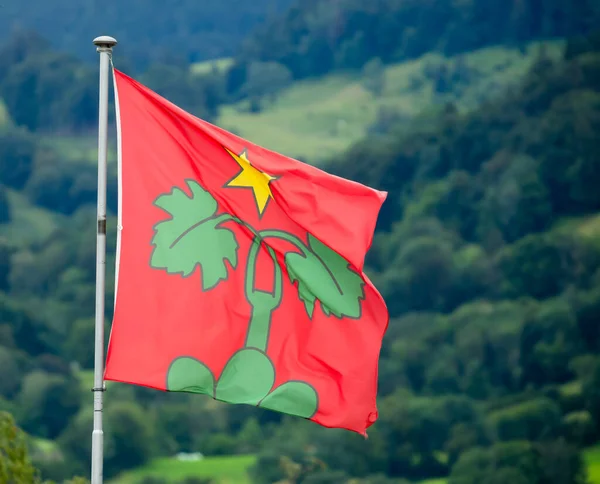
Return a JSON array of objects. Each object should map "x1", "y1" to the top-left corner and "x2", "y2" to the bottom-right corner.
[{"x1": 151, "y1": 174, "x2": 366, "y2": 421}]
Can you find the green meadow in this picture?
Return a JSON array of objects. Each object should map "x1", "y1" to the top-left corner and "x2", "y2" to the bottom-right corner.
[
  {"x1": 586, "y1": 445, "x2": 600, "y2": 483},
  {"x1": 111, "y1": 454, "x2": 256, "y2": 484},
  {"x1": 110, "y1": 446, "x2": 600, "y2": 484}
]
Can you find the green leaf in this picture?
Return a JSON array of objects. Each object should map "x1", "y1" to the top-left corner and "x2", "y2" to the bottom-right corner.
[
  {"x1": 150, "y1": 180, "x2": 238, "y2": 290},
  {"x1": 259, "y1": 381, "x2": 318, "y2": 419},
  {"x1": 215, "y1": 348, "x2": 275, "y2": 405},
  {"x1": 167, "y1": 357, "x2": 215, "y2": 396},
  {"x1": 285, "y1": 233, "x2": 365, "y2": 319}
]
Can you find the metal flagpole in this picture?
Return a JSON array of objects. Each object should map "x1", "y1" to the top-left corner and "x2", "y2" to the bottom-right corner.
[{"x1": 91, "y1": 35, "x2": 117, "y2": 484}]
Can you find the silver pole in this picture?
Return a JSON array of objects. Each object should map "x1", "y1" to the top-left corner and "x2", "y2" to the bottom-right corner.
[{"x1": 91, "y1": 35, "x2": 117, "y2": 484}]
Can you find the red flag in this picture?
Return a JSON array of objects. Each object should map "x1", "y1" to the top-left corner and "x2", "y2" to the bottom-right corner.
[{"x1": 105, "y1": 68, "x2": 389, "y2": 435}]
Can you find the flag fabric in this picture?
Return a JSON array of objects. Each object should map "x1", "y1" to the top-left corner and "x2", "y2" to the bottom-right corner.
[{"x1": 105, "y1": 68, "x2": 389, "y2": 435}]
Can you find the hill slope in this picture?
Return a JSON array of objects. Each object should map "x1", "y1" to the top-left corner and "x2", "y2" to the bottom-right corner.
[{"x1": 216, "y1": 41, "x2": 563, "y2": 163}]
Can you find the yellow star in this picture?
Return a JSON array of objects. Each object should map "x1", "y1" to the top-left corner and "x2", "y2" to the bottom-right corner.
[{"x1": 224, "y1": 148, "x2": 278, "y2": 217}]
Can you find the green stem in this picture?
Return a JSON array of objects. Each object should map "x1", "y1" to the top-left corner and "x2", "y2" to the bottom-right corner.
[
  {"x1": 259, "y1": 230, "x2": 309, "y2": 256},
  {"x1": 244, "y1": 305, "x2": 273, "y2": 350},
  {"x1": 216, "y1": 214, "x2": 311, "y2": 352},
  {"x1": 243, "y1": 235, "x2": 283, "y2": 351},
  {"x1": 218, "y1": 214, "x2": 310, "y2": 256},
  {"x1": 213, "y1": 213, "x2": 233, "y2": 226}
]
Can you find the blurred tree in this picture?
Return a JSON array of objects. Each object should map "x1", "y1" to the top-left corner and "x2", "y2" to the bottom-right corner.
[
  {"x1": 0, "y1": 292, "x2": 47, "y2": 356},
  {"x1": 383, "y1": 235, "x2": 457, "y2": 314},
  {"x1": 490, "y1": 398, "x2": 562, "y2": 442},
  {"x1": 449, "y1": 441, "x2": 540, "y2": 484},
  {"x1": 0, "y1": 237, "x2": 13, "y2": 290},
  {"x1": 0, "y1": 346, "x2": 24, "y2": 399},
  {"x1": 561, "y1": 411, "x2": 595, "y2": 446},
  {"x1": 520, "y1": 299, "x2": 583, "y2": 386},
  {"x1": 582, "y1": 358, "x2": 600, "y2": 434},
  {"x1": 0, "y1": 29, "x2": 47, "y2": 81},
  {"x1": 498, "y1": 233, "x2": 580, "y2": 299},
  {"x1": 362, "y1": 58, "x2": 386, "y2": 96},
  {"x1": 0, "y1": 185, "x2": 10, "y2": 224},
  {"x1": 140, "y1": 64, "x2": 215, "y2": 121},
  {"x1": 537, "y1": 438, "x2": 588, "y2": 484},
  {"x1": 0, "y1": 411, "x2": 41, "y2": 483},
  {"x1": 236, "y1": 417, "x2": 264, "y2": 454},
  {"x1": 0, "y1": 125, "x2": 35, "y2": 189},
  {"x1": 103, "y1": 401, "x2": 157, "y2": 478},
  {"x1": 240, "y1": 61, "x2": 293, "y2": 109},
  {"x1": 63, "y1": 318, "x2": 104, "y2": 369},
  {"x1": 574, "y1": 286, "x2": 600, "y2": 352},
  {"x1": 17, "y1": 370, "x2": 81, "y2": 439},
  {"x1": 56, "y1": 409, "x2": 93, "y2": 478}
]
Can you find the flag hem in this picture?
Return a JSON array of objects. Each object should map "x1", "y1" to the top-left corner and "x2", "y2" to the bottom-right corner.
[{"x1": 108, "y1": 61, "x2": 123, "y2": 357}]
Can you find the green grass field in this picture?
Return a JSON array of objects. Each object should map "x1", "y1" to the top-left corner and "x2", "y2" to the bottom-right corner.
[
  {"x1": 191, "y1": 57, "x2": 234, "y2": 76},
  {"x1": 112, "y1": 453, "x2": 450, "y2": 484},
  {"x1": 111, "y1": 454, "x2": 256, "y2": 484},
  {"x1": 111, "y1": 446, "x2": 600, "y2": 484},
  {"x1": 0, "y1": 98, "x2": 10, "y2": 127},
  {"x1": 215, "y1": 41, "x2": 564, "y2": 163},
  {"x1": 585, "y1": 445, "x2": 600, "y2": 483}
]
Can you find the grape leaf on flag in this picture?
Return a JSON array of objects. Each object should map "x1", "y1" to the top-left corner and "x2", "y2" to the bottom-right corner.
[
  {"x1": 285, "y1": 233, "x2": 365, "y2": 319},
  {"x1": 150, "y1": 180, "x2": 238, "y2": 290}
]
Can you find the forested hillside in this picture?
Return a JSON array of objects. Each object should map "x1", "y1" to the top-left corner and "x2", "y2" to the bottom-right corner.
[
  {"x1": 0, "y1": 29, "x2": 229, "y2": 133},
  {"x1": 228, "y1": 0, "x2": 600, "y2": 84},
  {"x1": 3, "y1": 0, "x2": 599, "y2": 136},
  {"x1": 1, "y1": 0, "x2": 600, "y2": 482},
  {"x1": 0, "y1": 0, "x2": 292, "y2": 68}
]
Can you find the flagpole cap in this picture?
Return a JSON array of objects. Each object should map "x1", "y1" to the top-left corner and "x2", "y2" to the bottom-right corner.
[{"x1": 93, "y1": 36, "x2": 118, "y2": 49}]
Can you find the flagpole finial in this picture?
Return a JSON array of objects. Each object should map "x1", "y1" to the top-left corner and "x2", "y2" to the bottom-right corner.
[{"x1": 93, "y1": 36, "x2": 117, "y2": 49}]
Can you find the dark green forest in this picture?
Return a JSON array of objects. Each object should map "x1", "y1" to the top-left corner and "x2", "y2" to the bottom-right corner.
[
  {"x1": 0, "y1": 0, "x2": 292, "y2": 68},
  {"x1": 1, "y1": 0, "x2": 600, "y2": 483},
  {"x1": 227, "y1": 0, "x2": 600, "y2": 82}
]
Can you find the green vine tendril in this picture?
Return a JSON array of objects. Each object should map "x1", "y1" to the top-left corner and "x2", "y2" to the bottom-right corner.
[{"x1": 214, "y1": 214, "x2": 309, "y2": 352}]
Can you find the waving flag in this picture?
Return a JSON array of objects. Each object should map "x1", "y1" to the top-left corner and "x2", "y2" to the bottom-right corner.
[{"x1": 105, "y1": 68, "x2": 389, "y2": 435}]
